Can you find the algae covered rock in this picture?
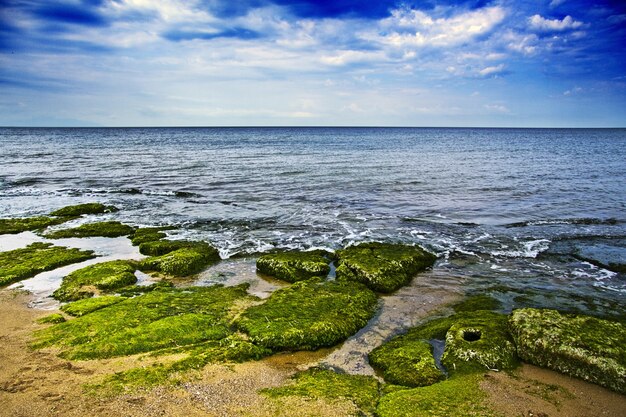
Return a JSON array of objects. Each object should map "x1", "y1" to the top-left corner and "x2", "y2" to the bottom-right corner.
[
  {"x1": 376, "y1": 374, "x2": 497, "y2": 417},
  {"x1": 49, "y1": 203, "x2": 118, "y2": 217},
  {"x1": 0, "y1": 216, "x2": 74, "y2": 235},
  {"x1": 130, "y1": 227, "x2": 169, "y2": 246},
  {"x1": 53, "y1": 260, "x2": 138, "y2": 301},
  {"x1": 335, "y1": 242, "x2": 436, "y2": 293},
  {"x1": 262, "y1": 367, "x2": 381, "y2": 416},
  {"x1": 256, "y1": 250, "x2": 332, "y2": 282},
  {"x1": 34, "y1": 284, "x2": 256, "y2": 360},
  {"x1": 138, "y1": 240, "x2": 220, "y2": 276},
  {"x1": 236, "y1": 280, "x2": 378, "y2": 351},
  {"x1": 60, "y1": 295, "x2": 127, "y2": 317},
  {"x1": 370, "y1": 311, "x2": 517, "y2": 388},
  {"x1": 441, "y1": 311, "x2": 518, "y2": 375},
  {"x1": 44, "y1": 221, "x2": 135, "y2": 239},
  {"x1": 0, "y1": 242, "x2": 96, "y2": 287},
  {"x1": 509, "y1": 308, "x2": 626, "y2": 394},
  {"x1": 370, "y1": 338, "x2": 444, "y2": 387}
]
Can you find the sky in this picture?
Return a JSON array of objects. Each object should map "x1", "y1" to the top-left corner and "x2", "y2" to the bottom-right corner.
[{"x1": 1, "y1": 0, "x2": 625, "y2": 127}]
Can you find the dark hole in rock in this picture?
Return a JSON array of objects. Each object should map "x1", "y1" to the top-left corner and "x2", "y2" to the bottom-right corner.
[{"x1": 462, "y1": 329, "x2": 481, "y2": 342}]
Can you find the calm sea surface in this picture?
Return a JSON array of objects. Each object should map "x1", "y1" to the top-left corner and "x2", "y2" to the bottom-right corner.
[{"x1": 1, "y1": 127, "x2": 625, "y2": 314}]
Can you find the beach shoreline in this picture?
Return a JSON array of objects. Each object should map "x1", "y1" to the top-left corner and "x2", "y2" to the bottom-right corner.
[{"x1": 1, "y1": 289, "x2": 625, "y2": 417}]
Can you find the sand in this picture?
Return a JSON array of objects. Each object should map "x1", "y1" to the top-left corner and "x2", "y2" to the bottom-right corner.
[{"x1": 1, "y1": 289, "x2": 625, "y2": 417}]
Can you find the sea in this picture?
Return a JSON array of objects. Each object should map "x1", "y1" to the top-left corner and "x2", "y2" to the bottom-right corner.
[{"x1": 1, "y1": 127, "x2": 625, "y2": 322}]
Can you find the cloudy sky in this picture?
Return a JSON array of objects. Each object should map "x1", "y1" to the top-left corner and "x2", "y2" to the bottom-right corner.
[{"x1": 1, "y1": 0, "x2": 625, "y2": 127}]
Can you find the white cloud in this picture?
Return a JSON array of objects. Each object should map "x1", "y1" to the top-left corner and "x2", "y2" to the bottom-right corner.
[
  {"x1": 528, "y1": 14, "x2": 583, "y2": 32},
  {"x1": 484, "y1": 103, "x2": 510, "y2": 113},
  {"x1": 503, "y1": 31, "x2": 539, "y2": 55},
  {"x1": 479, "y1": 64, "x2": 505, "y2": 77},
  {"x1": 374, "y1": 6, "x2": 507, "y2": 48},
  {"x1": 550, "y1": 0, "x2": 566, "y2": 8}
]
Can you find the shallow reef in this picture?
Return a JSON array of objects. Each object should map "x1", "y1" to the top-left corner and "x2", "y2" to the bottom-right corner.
[
  {"x1": 335, "y1": 242, "x2": 437, "y2": 293},
  {"x1": 48, "y1": 203, "x2": 118, "y2": 217},
  {"x1": 509, "y1": 308, "x2": 626, "y2": 394},
  {"x1": 33, "y1": 284, "x2": 258, "y2": 360},
  {"x1": 138, "y1": 240, "x2": 220, "y2": 276},
  {"x1": 44, "y1": 221, "x2": 135, "y2": 239},
  {"x1": 256, "y1": 250, "x2": 332, "y2": 282},
  {"x1": 0, "y1": 242, "x2": 96, "y2": 287},
  {"x1": 261, "y1": 367, "x2": 381, "y2": 416},
  {"x1": 53, "y1": 260, "x2": 138, "y2": 301},
  {"x1": 236, "y1": 279, "x2": 378, "y2": 351}
]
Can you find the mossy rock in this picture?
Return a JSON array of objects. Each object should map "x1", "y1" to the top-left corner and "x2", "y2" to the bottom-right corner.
[
  {"x1": 49, "y1": 203, "x2": 118, "y2": 217},
  {"x1": 509, "y1": 308, "x2": 626, "y2": 394},
  {"x1": 369, "y1": 339, "x2": 444, "y2": 387},
  {"x1": 335, "y1": 242, "x2": 437, "y2": 293},
  {"x1": 0, "y1": 242, "x2": 96, "y2": 287},
  {"x1": 138, "y1": 241, "x2": 220, "y2": 276},
  {"x1": 44, "y1": 221, "x2": 135, "y2": 239},
  {"x1": 117, "y1": 281, "x2": 174, "y2": 297},
  {"x1": 130, "y1": 227, "x2": 169, "y2": 246},
  {"x1": 0, "y1": 216, "x2": 74, "y2": 235},
  {"x1": 261, "y1": 367, "x2": 381, "y2": 416},
  {"x1": 441, "y1": 312, "x2": 518, "y2": 375},
  {"x1": 33, "y1": 284, "x2": 257, "y2": 360},
  {"x1": 53, "y1": 260, "x2": 138, "y2": 302},
  {"x1": 256, "y1": 250, "x2": 332, "y2": 283},
  {"x1": 376, "y1": 374, "x2": 498, "y2": 417},
  {"x1": 60, "y1": 295, "x2": 127, "y2": 317},
  {"x1": 37, "y1": 314, "x2": 66, "y2": 324},
  {"x1": 138, "y1": 239, "x2": 213, "y2": 256},
  {"x1": 236, "y1": 280, "x2": 378, "y2": 351}
]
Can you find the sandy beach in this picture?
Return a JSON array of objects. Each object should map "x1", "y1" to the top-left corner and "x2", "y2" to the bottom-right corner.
[{"x1": 2, "y1": 289, "x2": 624, "y2": 417}]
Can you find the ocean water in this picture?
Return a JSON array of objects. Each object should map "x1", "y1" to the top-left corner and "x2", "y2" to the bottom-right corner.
[{"x1": 1, "y1": 127, "x2": 625, "y2": 314}]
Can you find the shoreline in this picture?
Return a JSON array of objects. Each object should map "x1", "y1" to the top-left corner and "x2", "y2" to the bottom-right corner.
[{"x1": 1, "y1": 289, "x2": 625, "y2": 417}]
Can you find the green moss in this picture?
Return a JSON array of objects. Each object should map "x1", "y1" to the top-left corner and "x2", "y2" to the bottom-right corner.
[
  {"x1": 236, "y1": 280, "x2": 378, "y2": 351},
  {"x1": 376, "y1": 374, "x2": 499, "y2": 417},
  {"x1": 369, "y1": 339, "x2": 445, "y2": 387},
  {"x1": 117, "y1": 281, "x2": 174, "y2": 297},
  {"x1": 95, "y1": 335, "x2": 271, "y2": 394},
  {"x1": 0, "y1": 216, "x2": 74, "y2": 235},
  {"x1": 49, "y1": 203, "x2": 118, "y2": 217},
  {"x1": 452, "y1": 295, "x2": 503, "y2": 313},
  {"x1": 44, "y1": 221, "x2": 135, "y2": 239},
  {"x1": 370, "y1": 311, "x2": 518, "y2": 388},
  {"x1": 52, "y1": 260, "x2": 137, "y2": 302},
  {"x1": 60, "y1": 295, "x2": 127, "y2": 317},
  {"x1": 33, "y1": 284, "x2": 257, "y2": 360},
  {"x1": 335, "y1": 242, "x2": 437, "y2": 293},
  {"x1": 256, "y1": 250, "x2": 332, "y2": 283},
  {"x1": 0, "y1": 242, "x2": 96, "y2": 287},
  {"x1": 441, "y1": 312, "x2": 518, "y2": 375},
  {"x1": 129, "y1": 227, "x2": 169, "y2": 246},
  {"x1": 138, "y1": 240, "x2": 220, "y2": 276},
  {"x1": 509, "y1": 308, "x2": 626, "y2": 394},
  {"x1": 37, "y1": 313, "x2": 66, "y2": 324},
  {"x1": 262, "y1": 367, "x2": 381, "y2": 416}
]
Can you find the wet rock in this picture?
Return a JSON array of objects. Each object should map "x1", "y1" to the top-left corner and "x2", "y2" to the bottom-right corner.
[
  {"x1": 256, "y1": 250, "x2": 332, "y2": 283},
  {"x1": 53, "y1": 260, "x2": 137, "y2": 301},
  {"x1": 509, "y1": 308, "x2": 626, "y2": 394},
  {"x1": 335, "y1": 242, "x2": 436, "y2": 293},
  {"x1": 44, "y1": 221, "x2": 135, "y2": 239}
]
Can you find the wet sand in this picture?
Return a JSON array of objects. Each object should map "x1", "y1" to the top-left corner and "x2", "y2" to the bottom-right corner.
[{"x1": 2, "y1": 288, "x2": 625, "y2": 417}]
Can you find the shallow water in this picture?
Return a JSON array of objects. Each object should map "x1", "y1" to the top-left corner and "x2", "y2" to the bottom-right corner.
[{"x1": 1, "y1": 127, "x2": 624, "y2": 316}]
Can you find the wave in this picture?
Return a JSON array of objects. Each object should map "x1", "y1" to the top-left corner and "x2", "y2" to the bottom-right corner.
[{"x1": 505, "y1": 218, "x2": 620, "y2": 228}]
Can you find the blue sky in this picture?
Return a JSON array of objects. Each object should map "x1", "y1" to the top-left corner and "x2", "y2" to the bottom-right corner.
[{"x1": 1, "y1": 0, "x2": 625, "y2": 127}]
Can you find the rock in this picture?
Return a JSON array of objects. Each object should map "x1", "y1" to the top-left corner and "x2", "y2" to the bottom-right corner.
[
  {"x1": 335, "y1": 242, "x2": 436, "y2": 293},
  {"x1": 256, "y1": 250, "x2": 332, "y2": 282},
  {"x1": 236, "y1": 279, "x2": 378, "y2": 351},
  {"x1": 509, "y1": 308, "x2": 626, "y2": 394}
]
